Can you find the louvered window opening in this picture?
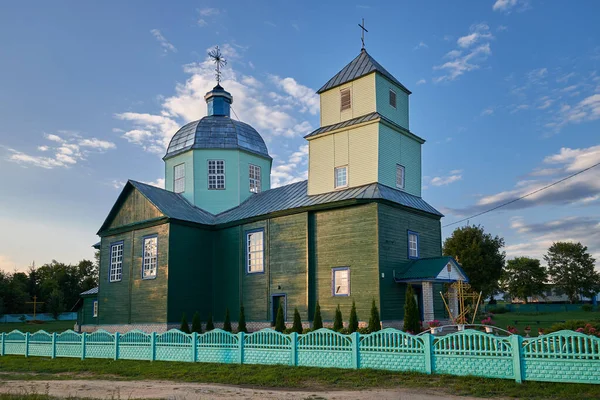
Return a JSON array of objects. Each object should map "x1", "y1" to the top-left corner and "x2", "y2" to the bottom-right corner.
[
  {"x1": 396, "y1": 164, "x2": 405, "y2": 189},
  {"x1": 389, "y1": 89, "x2": 397, "y2": 108},
  {"x1": 340, "y1": 88, "x2": 351, "y2": 111}
]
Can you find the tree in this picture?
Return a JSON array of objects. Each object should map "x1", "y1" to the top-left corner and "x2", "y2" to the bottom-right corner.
[
  {"x1": 237, "y1": 304, "x2": 248, "y2": 333},
  {"x1": 348, "y1": 300, "x2": 359, "y2": 333},
  {"x1": 501, "y1": 257, "x2": 547, "y2": 303},
  {"x1": 206, "y1": 314, "x2": 215, "y2": 331},
  {"x1": 191, "y1": 312, "x2": 202, "y2": 334},
  {"x1": 544, "y1": 242, "x2": 600, "y2": 303},
  {"x1": 313, "y1": 301, "x2": 323, "y2": 330},
  {"x1": 333, "y1": 304, "x2": 343, "y2": 331},
  {"x1": 443, "y1": 225, "x2": 505, "y2": 299},
  {"x1": 275, "y1": 303, "x2": 285, "y2": 332},
  {"x1": 403, "y1": 285, "x2": 420, "y2": 334},
  {"x1": 292, "y1": 308, "x2": 303, "y2": 333},
  {"x1": 180, "y1": 313, "x2": 190, "y2": 333},
  {"x1": 47, "y1": 288, "x2": 65, "y2": 320},
  {"x1": 367, "y1": 299, "x2": 381, "y2": 332},
  {"x1": 223, "y1": 308, "x2": 232, "y2": 332}
]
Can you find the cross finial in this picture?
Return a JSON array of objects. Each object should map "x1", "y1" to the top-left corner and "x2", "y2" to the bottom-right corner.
[
  {"x1": 358, "y1": 18, "x2": 368, "y2": 49},
  {"x1": 208, "y1": 45, "x2": 227, "y2": 84}
]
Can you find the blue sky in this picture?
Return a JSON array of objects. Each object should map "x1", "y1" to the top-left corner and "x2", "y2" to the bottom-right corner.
[{"x1": 0, "y1": 0, "x2": 599, "y2": 272}]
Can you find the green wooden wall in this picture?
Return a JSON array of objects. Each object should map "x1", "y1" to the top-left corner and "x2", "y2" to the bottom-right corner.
[
  {"x1": 167, "y1": 223, "x2": 214, "y2": 323},
  {"x1": 108, "y1": 188, "x2": 163, "y2": 230},
  {"x1": 378, "y1": 124, "x2": 422, "y2": 197},
  {"x1": 77, "y1": 296, "x2": 97, "y2": 326},
  {"x1": 375, "y1": 73, "x2": 409, "y2": 130},
  {"x1": 211, "y1": 225, "x2": 241, "y2": 322},
  {"x1": 377, "y1": 203, "x2": 442, "y2": 321}
]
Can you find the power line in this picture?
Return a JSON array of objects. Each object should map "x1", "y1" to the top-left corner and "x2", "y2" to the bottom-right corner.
[{"x1": 442, "y1": 160, "x2": 600, "y2": 229}]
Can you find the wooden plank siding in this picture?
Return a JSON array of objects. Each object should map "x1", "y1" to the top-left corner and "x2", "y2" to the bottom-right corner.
[
  {"x1": 107, "y1": 188, "x2": 163, "y2": 230},
  {"x1": 377, "y1": 203, "x2": 442, "y2": 321},
  {"x1": 211, "y1": 226, "x2": 241, "y2": 322}
]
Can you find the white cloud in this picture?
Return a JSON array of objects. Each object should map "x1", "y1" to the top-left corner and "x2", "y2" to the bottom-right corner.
[
  {"x1": 414, "y1": 41, "x2": 428, "y2": 50},
  {"x1": 457, "y1": 23, "x2": 493, "y2": 48},
  {"x1": 37, "y1": 146, "x2": 49, "y2": 152},
  {"x1": 79, "y1": 138, "x2": 116, "y2": 150},
  {"x1": 416, "y1": 79, "x2": 427, "y2": 85},
  {"x1": 270, "y1": 76, "x2": 319, "y2": 115},
  {"x1": 271, "y1": 144, "x2": 308, "y2": 188},
  {"x1": 198, "y1": 8, "x2": 219, "y2": 16},
  {"x1": 143, "y1": 178, "x2": 166, "y2": 189},
  {"x1": 45, "y1": 133, "x2": 64, "y2": 143},
  {"x1": 150, "y1": 29, "x2": 177, "y2": 54},
  {"x1": 434, "y1": 43, "x2": 491, "y2": 82},
  {"x1": 493, "y1": 0, "x2": 530, "y2": 13},
  {"x1": 481, "y1": 107, "x2": 494, "y2": 116},
  {"x1": 430, "y1": 171, "x2": 463, "y2": 186}
]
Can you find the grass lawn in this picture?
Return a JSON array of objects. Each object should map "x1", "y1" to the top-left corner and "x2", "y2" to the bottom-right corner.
[
  {"x1": 490, "y1": 310, "x2": 600, "y2": 336},
  {"x1": 0, "y1": 321, "x2": 75, "y2": 334},
  {"x1": 0, "y1": 356, "x2": 599, "y2": 399}
]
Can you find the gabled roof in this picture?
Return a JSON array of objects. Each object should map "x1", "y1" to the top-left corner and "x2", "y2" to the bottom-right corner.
[
  {"x1": 304, "y1": 111, "x2": 425, "y2": 143},
  {"x1": 317, "y1": 49, "x2": 411, "y2": 94},
  {"x1": 80, "y1": 287, "x2": 98, "y2": 296},
  {"x1": 394, "y1": 256, "x2": 468, "y2": 283},
  {"x1": 215, "y1": 180, "x2": 442, "y2": 224},
  {"x1": 97, "y1": 180, "x2": 215, "y2": 234}
]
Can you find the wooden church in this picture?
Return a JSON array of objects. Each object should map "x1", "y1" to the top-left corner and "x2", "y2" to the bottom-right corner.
[{"x1": 76, "y1": 47, "x2": 468, "y2": 332}]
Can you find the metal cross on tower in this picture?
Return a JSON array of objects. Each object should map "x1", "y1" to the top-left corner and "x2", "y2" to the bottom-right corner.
[
  {"x1": 358, "y1": 18, "x2": 368, "y2": 49},
  {"x1": 208, "y1": 46, "x2": 227, "y2": 84}
]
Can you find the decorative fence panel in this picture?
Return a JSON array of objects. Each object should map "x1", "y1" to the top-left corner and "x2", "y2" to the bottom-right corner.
[{"x1": 1, "y1": 328, "x2": 598, "y2": 384}]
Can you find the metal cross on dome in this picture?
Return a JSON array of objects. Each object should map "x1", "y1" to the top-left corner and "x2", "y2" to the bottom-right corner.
[
  {"x1": 208, "y1": 46, "x2": 227, "y2": 84},
  {"x1": 358, "y1": 18, "x2": 368, "y2": 49}
]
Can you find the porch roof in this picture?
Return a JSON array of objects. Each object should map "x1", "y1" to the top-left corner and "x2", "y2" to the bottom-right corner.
[{"x1": 394, "y1": 256, "x2": 468, "y2": 283}]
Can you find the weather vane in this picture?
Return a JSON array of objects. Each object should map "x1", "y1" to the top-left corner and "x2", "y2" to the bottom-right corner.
[
  {"x1": 208, "y1": 45, "x2": 227, "y2": 84},
  {"x1": 358, "y1": 18, "x2": 368, "y2": 49}
]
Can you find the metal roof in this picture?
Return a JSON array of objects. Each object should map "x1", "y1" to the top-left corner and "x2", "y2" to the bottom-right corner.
[
  {"x1": 304, "y1": 112, "x2": 425, "y2": 143},
  {"x1": 80, "y1": 287, "x2": 98, "y2": 296},
  {"x1": 164, "y1": 116, "x2": 271, "y2": 160},
  {"x1": 317, "y1": 49, "x2": 411, "y2": 94},
  {"x1": 394, "y1": 257, "x2": 468, "y2": 282},
  {"x1": 215, "y1": 180, "x2": 443, "y2": 224}
]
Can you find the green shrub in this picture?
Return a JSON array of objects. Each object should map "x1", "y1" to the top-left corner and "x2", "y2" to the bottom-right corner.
[
  {"x1": 223, "y1": 308, "x2": 232, "y2": 332},
  {"x1": 237, "y1": 304, "x2": 248, "y2": 333},
  {"x1": 582, "y1": 304, "x2": 594, "y2": 312},
  {"x1": 302, "y1": 327, "x2": 313, "y2": 334},
  {"x1": 333, "y1": 304, "x2": 344, "y2": 331},
  {"x1": 191, "y1": 312, "x2": 202, "y2": 334},
  {"x1": 348, "y1": 300, "x2": 359, "y2": 333},
  {"x1": 403, "y1": 285, "x2": 420, "y2": 334},
  {"x1": 275, "y1": 303, "x2": 285, "y2": 332},
  {"x1": 205, "y1": 314, "x2": 215, "y2": 331},
  {"x1": 357, "y1": 327, "x2": 370, "y2": 334},
  {"x1": 487, "y1": 306, "x2": 509, "y2": 314},
  {"x1": 313, "y1": 301, "x2": 323, "y2": 330},
  {"x1": 546, "y1": 320, "x2": 600, "y2": 334},
  {"x1": 368, "y1": 299, "x2": 381, "y2": 332},
  {"x1": 179, "y1": 313, "x2": 190, "y2": 334},
  {"x1": 292, "y1": 308, "x2": 303, "y2": 334}
]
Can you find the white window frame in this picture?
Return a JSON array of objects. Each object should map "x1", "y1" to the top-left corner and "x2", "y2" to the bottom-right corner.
[
  {"x1": 340, "y1": 88, "x2": 351, "y2": 111},
  {"x1": 249, "y1": 164, "x2": 261, "y2": 193},
  {"x1": 396, "y1": 164, "x2": 405, "y2": 189},
  {"x1": 109, "y1": 242, "x2": 123, "y2": 282},
  {"x1": 208, "y1": 159, "x2": 225, "y2": 190},
  {"x1": 408, "y1": 231, "x2": 419, "y2": 259},
  {"x1": 332, "y1": 267, "x2": 350, "y2": 296},
  {"x1": 142, "y1": 236, "x2": 158, "y2": 279},
  {"x1": 93, "y1": 300, "x2": 98, "y2": 317},
  {"x1": 246, "y1": 230, "x2": 264, "y2": 274},
  {"x1": 334, "y1": 166, "x2": 348, "y2": 189},
  {"x1": 389, "y1": 89, "x2": 397, "y2": 109},
  {"x1": 173, "y1": 163, "x2": 185, "y2": 194}
]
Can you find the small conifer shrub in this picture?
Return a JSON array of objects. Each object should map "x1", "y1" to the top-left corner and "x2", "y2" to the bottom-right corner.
[
  {"x1": 292, "y1": 308, "x2": 303, "y2": 334},
  {"x1": 191, "y1": 311, "x2": 202, "y2": 334},
  {"x1": 223, "y1": 308, "x2": 232, "y2": 332},
  {"x1": 403, "y1": 284, "x2": 420, "y2": 334},
  {"x1": 367, "y1": 299, "x2": 381, "y2": 332},
  {"x1": 348, "y1": 300, "x2": 359, "y2": 333},
  {"x1": 238, "y1": 304, "x2": 248, "y2": 333},
  {"x1": 275, "y1": 303, "x2": 286, "y2": 332},
  {"x1": 180, "y1": 313, "x2": 190, "y2": 334},
  {"x1": 206, "y1": 314, "x2": 215, "y2": 331},
  {"x1": 313, "y1": 301, "x2": 323, "y2": 330},
  {"x1": 333, "y1": 304, "x2": 344, "y2": 331}
]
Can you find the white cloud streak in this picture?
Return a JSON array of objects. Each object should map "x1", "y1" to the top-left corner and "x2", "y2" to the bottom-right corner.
[{"x1": 150, "y1": 29, "x2": 177, "y2": 54}]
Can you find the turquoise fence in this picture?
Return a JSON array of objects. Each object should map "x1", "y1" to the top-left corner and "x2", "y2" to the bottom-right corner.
[{"x1": 1, "y1": 328, "x2": 598, "y2": 384}]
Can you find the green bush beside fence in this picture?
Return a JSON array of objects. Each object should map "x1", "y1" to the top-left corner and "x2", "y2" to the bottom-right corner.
[{"x1": 0, "y1": 328, "x2": 599, "y2": 385}]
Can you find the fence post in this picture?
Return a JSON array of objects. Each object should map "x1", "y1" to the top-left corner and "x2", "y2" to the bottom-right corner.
[
  {"x1": 24, "y1": 332, "x2": 30, "y2": 358},
  {"x1": 510, "y1": 335, "x2": 523, "y2": 383},
  {"x1": 81, "y1": 332, "x2": 87, "y2": 360},
  {"x1": 191, "y1": 332, "x2": 197, "y2": 362},
  {"x1": 114, "y1": 332, "x2": 120, "y2": 361},
  {"x1": 150, "y1": 332, "x2": 156, "y2": 361},
  {"x1": 1, "y1": 332, "x2": 5, "y2": 356},
  {"x1": 351, "y1": 332, "x2": 360, "y2": 369},
  {"x1": 51, "y1": 333, "x2": 57, "y2": 359},
  {"x1": 238, "y1": 332, "x2": 245, "y2": 364},
  {"x1": 290, "y1": 332, "x2": 298, "y2": 366},
  {"x1": 423, "y1": 333, "x2": 433, "y2": 375}
]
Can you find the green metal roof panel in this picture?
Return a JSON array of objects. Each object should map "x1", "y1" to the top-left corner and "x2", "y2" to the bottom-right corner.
[
  {"x1": 395, "y1": 257, "x2": 468, "y2": 282},
  {"x1": 317, "y1": 49, "x2": 411, "y2": 94},
  {"x1": 80, "y1": 287, "x2": 98, "y2": 296}
]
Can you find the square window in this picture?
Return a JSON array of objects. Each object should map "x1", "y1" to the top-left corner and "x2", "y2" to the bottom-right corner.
[
  {"x1": 246, "y1": 230, "x2": 264, "y2": 273},
  {"x1": 408, "y1": 231, "x2": 419, "y2": 259},
  {"x1": 208, "y1": 160, "x2": 225, "y2": 189},
  {"x1": 389, "y1": 89, "x2": 397, "y2": 108},
  {"x1": 335, "y1": 166, "x2": 347, "y2": 188},
  {"x1": 249, "y1": 164, "x2": 261, "y2": 193},
  {"x1": 340, "y1": 88, "x2": 351, "y2": 111},
  {"x1": 332, "y1": 268, "x2": 350, "y2": 296},
  {"x1": 93, "y1": 300, "x2": 98, "y2": 317},
  {"x1": 109, "y1": 242, "x2": 123, "y2": 282},
  {"x1": 396, "y1": 164, "x2": 405, "y2": 189},
  {"x1": 174, "y1": 163, "x2": 185, "y2": 193},
  {"x1": 142, "y1": 236, "x2": 158, "y2": 279}
]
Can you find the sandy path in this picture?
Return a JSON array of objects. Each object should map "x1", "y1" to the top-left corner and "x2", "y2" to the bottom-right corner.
[{"x1": 0, "y1": 379, "x2": 492, "y2": 400}]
